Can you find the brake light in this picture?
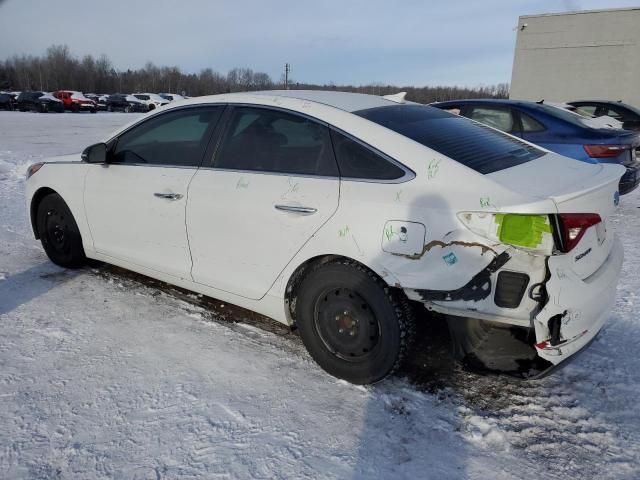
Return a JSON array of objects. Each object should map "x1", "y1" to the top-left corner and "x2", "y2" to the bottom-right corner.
[
  {"x1": 557, "y1": 213, "x2": 601, "y2": 252},
  {"x1": 583, "y1": 144, "x2": 628, "y2": 158}
]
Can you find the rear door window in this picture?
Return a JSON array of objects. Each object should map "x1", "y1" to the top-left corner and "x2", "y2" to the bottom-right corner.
[
  {"x1": 356, "y1": 104, "x2": 544, "y2": 174},
  {"x1": 214, "y1": 107, "x2": 338, "y2": 176}
]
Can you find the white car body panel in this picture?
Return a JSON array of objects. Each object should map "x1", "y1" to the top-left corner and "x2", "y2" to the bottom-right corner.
[
  {"x1": 187, "y1": 170, "x2": 340, "y2": 300},
  {"x1": 84, "y1": 164, "x2": 196, "y2": 280},
  {"x1": 25, "y1": 90, "x2": 627, "y2": 372}
]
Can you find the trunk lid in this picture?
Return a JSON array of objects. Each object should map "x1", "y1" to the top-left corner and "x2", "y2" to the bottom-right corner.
[{"x1": 488, "y1": 152, "x2": 625, "y2": 279}]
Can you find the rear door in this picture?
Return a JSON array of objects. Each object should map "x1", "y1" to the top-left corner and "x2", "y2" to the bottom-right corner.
[
  {"x1": 84, "y1": 106, "x2": 224, "y2": 279},
  {"x1": 187, "y1": 106, "x2": 340, "y2": 299}
]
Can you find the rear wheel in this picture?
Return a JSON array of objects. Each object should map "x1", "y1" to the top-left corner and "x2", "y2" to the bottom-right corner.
[
  {"x1": 295, "y1": 260, "x2": 415, "y2": 384},
  {"x1": 36, "y1": 193, "x2": 87, "y2": 268}
]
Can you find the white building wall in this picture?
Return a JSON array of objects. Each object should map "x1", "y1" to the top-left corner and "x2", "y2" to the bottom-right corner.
[{"x1": 510, "y1": 8, "x2": 640, "y2": 107}]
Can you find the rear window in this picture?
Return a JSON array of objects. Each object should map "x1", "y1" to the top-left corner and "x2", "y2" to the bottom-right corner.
[{"x1": 355, "y1": 104, "x2": 544, "y2": 174}]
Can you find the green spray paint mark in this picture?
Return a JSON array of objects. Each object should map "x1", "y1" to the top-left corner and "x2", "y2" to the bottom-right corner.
[
  {"x1": 384, "y1": 225, "x2": 395, "y2": 241},
  {"x1": 338, "y1": 226, "x2": 350, "y2": 237},
  {"x1": 495, "y1": 214, "x2": 551, "y2": 248},
  {"x1": 427, "y1": 159, "x2": 441, "y2": 179}
]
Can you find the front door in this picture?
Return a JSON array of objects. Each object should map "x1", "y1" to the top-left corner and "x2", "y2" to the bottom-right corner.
[
  {"x1": 84, "y1": 106, "x2": 224, "y2": 280},
  {"x1": 187, "y1": 106, "x2": 340, "y2": 299}
]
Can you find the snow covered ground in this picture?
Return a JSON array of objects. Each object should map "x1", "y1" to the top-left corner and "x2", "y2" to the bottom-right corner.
[{"x1": 1, "y1": 111, "x2": 639, "y2": 479}]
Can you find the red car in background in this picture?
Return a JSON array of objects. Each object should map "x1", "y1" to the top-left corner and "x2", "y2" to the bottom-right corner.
[{"x1": 53, "y1": 90, "x2": 97, "y2": 113}]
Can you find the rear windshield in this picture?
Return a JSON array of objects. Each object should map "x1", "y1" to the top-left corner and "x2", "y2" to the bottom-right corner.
[{"x1": 355, "y1": 104, "x2": 544, "y2": 174}]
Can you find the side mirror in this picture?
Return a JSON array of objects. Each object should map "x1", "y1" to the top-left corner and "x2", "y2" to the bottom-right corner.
[{"x1": 81, "y1": 142, "x2": 107, "y2": 163}]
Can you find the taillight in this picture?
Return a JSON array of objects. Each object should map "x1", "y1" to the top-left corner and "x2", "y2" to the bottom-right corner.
[
  {"x1": 557, "y1": 213, "x2": 601, "y2": 252},
  {"x1": 583, "y1": 144, "x2": 628, "y2": 158}
]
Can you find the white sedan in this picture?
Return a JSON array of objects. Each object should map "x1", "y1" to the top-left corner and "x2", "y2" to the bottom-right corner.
[
  {"x1": 132, "y1": 93, "x2": 170, "y2": 110},
  {"x1": 25, "y1": 91, "x2": 625, "y2": 384}
]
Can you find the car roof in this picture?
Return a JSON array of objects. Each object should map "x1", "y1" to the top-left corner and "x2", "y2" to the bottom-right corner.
[{"x1": 182, "y1": 90, "x2": 398, "y2": 113}]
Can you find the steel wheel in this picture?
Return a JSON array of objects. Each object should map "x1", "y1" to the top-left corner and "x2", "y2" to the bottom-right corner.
[{"x1": 314, "y1": 287, "x2": 380, "y2": 361}]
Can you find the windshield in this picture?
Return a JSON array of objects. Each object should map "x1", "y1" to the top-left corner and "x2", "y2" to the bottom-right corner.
[{"x1": 355, "y1": 104, "x2": 544, "y2": 174}]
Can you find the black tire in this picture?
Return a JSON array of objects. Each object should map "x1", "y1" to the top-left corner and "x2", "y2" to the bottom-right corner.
[
  {"x1": 39, "y1": 103, "x2": 48, "y2": 113},
  {"x1": 36, "y1": 193, "x2": 87, "y2": 269},
  {"x1": 71, "y1": 103, "x2": 79, "y2": 112},
  {"x1": 124, "y1": 105, "x2": 132, "y2": 113},
  {"x1": 295, "y1": 260, "x2": 415, "y2": 384},
  {"x1": 90, "y1": 108, "x2": 96, "y2": 114},
  {"x1": 107, "y1": 104, "x2": 113, "y2": 112}
]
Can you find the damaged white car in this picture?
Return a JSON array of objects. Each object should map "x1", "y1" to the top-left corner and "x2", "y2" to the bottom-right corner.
[{"x1": 25, "y1": 91, "x2": 625, "y2": 384}]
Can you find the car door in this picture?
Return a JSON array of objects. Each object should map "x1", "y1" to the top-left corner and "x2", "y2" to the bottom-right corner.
[
  {"x1": 84, "y1": 105, "x2": 224, "y2": 279},
  {"x1": 186, "y1": 105, "x2": 340, "y2": 300}
]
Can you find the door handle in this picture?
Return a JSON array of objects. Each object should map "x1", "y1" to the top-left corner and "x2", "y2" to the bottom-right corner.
[
  {"x1": 154, "y1": 192, "x2": 183, "y2": 200},
  {"x1": 274, "y1": 204, "x2": 317, "y2": 215}
]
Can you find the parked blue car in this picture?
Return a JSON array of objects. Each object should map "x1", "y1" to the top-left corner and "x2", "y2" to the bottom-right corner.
[{"x1": 431, "y1": 99, "x2": 640, "y2": 194}]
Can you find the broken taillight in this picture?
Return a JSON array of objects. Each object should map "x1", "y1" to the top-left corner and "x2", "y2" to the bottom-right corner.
[{"x1": 556, "y1": 213, "x2": 602, "y2": 252}]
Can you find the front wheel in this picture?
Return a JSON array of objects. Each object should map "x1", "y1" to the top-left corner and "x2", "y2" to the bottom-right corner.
[
  {"x1": 36, "y1": 193, "x2": 87, "y2": 268},
  {"x1": 295, "y1": 260, "x2": 415, "y2": 384},
  {"x1": 124, "y1": 105, "x2": 132, "y2": 113}
]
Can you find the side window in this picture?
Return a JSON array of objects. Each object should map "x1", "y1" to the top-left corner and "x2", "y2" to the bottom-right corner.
[
  {"x1": 330, "y1": 130, "x2": 405, "y2": 180},
  {"x1": 111, "y1": 107, "x2": 223, "y2": 167},
  {"x1": 468, "y1": 107, "x2": 515, "y2": 133},
  {"x1": 520, "y1": 112, "x2": 545, "y2": 133},
  {"x1": 441, "y1": 105, "x2": 462, "y2": 115},
  {"x1": 603, "y1": 107, "x2": 626, "y2": 120},
  {"x1": 214, "y1": 107, "x2": 338, "y2": 176},
  {"x1": 574, "y1": 105, "x2": 598, "y2": 117}
]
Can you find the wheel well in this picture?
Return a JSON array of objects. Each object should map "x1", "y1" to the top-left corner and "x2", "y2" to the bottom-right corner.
[
  {"x1": 284, "y1": 254, "x2": 393, "y2": 325},
  {"x1": 30, "y1": 187, "x2": 57, "y2": 239}
]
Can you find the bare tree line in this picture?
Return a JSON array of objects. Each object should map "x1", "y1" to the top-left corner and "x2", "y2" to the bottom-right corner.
[{"x1": 0, "y1": 44, "x2": 509, "y2": 102}]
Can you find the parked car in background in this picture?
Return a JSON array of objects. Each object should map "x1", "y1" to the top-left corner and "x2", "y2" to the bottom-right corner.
[
  {"x1": 105, "y1": 94, "x2": 147, "y2": 113},
  {"x1": 25, "y1": 91, "x2": 625, "y2": 383},
  {"x1": 16, "y1": 91, "x2": 64, "y2": 113},
  {"x1": 431, "y1": 99, "x2": 640, "y2": 194},
  {"x1": 159, "y1": 93, "x2": 186, "y2": 102},
  {"x1": 0, "y1": 92, "x2": 17, "y2": 110},
  {"x1": 544, "y1": 102, "x2": 624, "y2": 129},
  {"x1": 84, "y1": 94, "x2": 107, "y2": 111},
  {"x1": 132, "y1": 93, "x2": 169, "y2": 110},
  {"x1": 53, "y1": 90, "x2": 97, "y2": 113},
  {"x1": 567, "y1": 100, "x2": 640, "y2": 132}
]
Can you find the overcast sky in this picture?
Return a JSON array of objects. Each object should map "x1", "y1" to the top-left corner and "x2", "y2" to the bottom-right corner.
[{"x1": 0, "y1": 0, "x2": 638, "y2": 86}]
